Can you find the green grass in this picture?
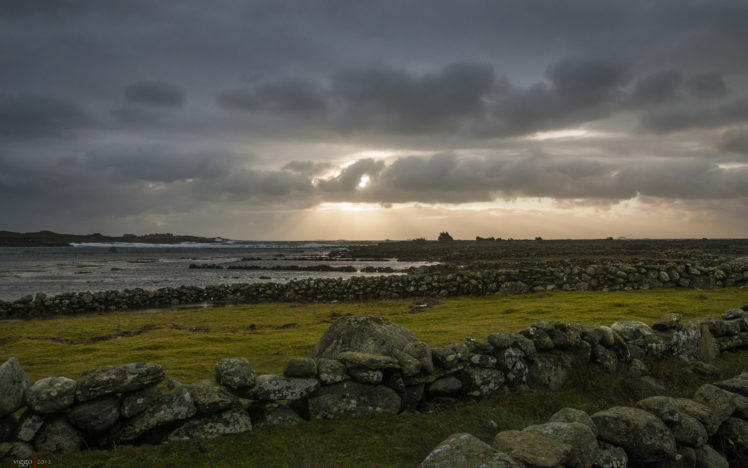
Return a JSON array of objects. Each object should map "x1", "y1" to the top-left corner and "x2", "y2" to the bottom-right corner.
[
  {"x1": 2, "y1": 288, "x2": 746, "y2": 382},
  {"x1": 3, "y1": 288, "x2": 748, "y2": 467}
]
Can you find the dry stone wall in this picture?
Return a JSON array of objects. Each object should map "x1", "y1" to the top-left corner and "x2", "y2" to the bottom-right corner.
[
  {"x1": 1, "y1": 305, "x2": 748, "y2": 462},
  {"x1": 2, "y1": 258, "x2": 747, "y2": 319}
]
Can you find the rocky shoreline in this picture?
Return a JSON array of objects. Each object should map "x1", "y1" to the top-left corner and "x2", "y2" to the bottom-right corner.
[
  {"x1": 2, "y1": 305, "x2": 748, "y2": 462},
  {"x1": 2, "y1": 258, "x2": 747, "y2": 320}
]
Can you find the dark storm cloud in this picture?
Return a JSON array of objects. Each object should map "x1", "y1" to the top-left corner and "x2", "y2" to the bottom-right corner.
[
  {"x1": 0, "y1": 94, "x2": 93, "y2": 139},
  {"x1": 718, "y1": 128, "x2": 748, "y2": 155},
  {"x1": 639, "y1": 99, "x2": 748, "y2": 133},
  {"x1": 331, "y1": 62, "x2": 495, "y2": 133},
  {"x1": 218, "y1": 78, "x2": 329, "y2": 114},
  {"x1": 629, "y1": 69, "x2": 683, "y2": 107},
  {"x1": 1, "y1": 0, "x2": 748, "y2": 235},
  {"x1": 124, "y1": 81, "x2": 186, "y2": 108},
  {"x1": 685, "y1": 73, "x2": 728, "y2": 99}
]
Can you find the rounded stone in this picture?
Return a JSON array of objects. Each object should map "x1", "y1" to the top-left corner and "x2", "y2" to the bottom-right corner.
[{"x1": 25, "y1": 377, "x2": 76, "y2": 414}]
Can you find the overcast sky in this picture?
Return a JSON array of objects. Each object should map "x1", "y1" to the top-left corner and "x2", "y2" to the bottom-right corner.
[{"x1": 1, "y1": 0, "x2": 747, "y2": 240}]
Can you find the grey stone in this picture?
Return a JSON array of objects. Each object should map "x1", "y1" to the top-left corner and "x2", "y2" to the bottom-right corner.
[
  {"x1": 460, "y1": 368, "x2": 505, "y2": 397},
  {"x1": 592, "y1": 344, "x2": 618, "y2": 373},
  {"x1": 419, "y1": 433, "x2": 497, "y2": 468},
  {"x1": 628, "y1": 359, "x2": 649, "y2": 377},
  {"x1": 695, "y1": 444, "x2": 728, "y2": 468},
  {"x1": 283, "y1": 358, "x2": 317, "y2": 378},
  {"x1": 0, "y1": 358, "x2": 30, "y2": 418},
  {"x1": 520, "y1": 327, "x2": 554, "y2": 351},
  {"x1": 167, "y1": 408, "x2": 252, "y2": 441},
  {"x1": 474, "y1": 451, "x2": 525, "y2": 468},
  {"x1": 308, "y1": 381, "x2": 401, "y2": 419},
  {"x1": 431, "y1": 343, "x2": 469, "y2": 371},
  {"x1": 493, "y1": 429, "x2": 572, "y2": 467},
  {"x1": 34, "y1": 417, "x2": 84, "y2": 454},
  {"x1": 696, "y1": 323, "x2": 718, "y2": 362},
  {"x1": 429, "y1": 376, "x2": 463, "y2": 395},
  {"x1": 186, "y1": 381, "x2": 240, "y2": 414},
  {"x1": 67, "y1": 395, "x2": 120, "y2": 432},
  {"x1": 115, "y1": 385, "x2": 196, "y2": 442},
  {"x1": 528, "y1": 352, "x2": 571, "y2": 390},
  {"x1": 511, "y1": 334, "x2": 537, "y2": 362},
  {"x1": 635, "y1": 396, "x2": 680, "y2": 424},
  {"x1": 248, "y1": 402, "x2": 303, "y2": 427},
  {"x1": 120, "y1": 384, "x2": 162, "y2": 418},
  {"x1": 723, "y1": 308, "x2": 748, "y2": 321},
  {"x1": 470, "y1": 353, "x2": 498, "y2": 368},
  {"x1": 348, "y1": 368, "x2": 383, "y2": 384},
  {"x1": 592, "y1": 441, "x2": 628, "y2": 468},
  {"x1": 707, "y1": 318, "x2": 741, "y2": 337},
  {"x1": 676, "y1": 398, "x2": 724, "y2": 435},
  {"x1": 316, "y1": 358, "x2": 347, "y2": 385},
  {"x1": 25, "y1": 377, "x2": 76, "y2": 414},
  {"x1": 337, "y1": 351, "x2": 400, "y2": 370},
  {"x1": 652, "y1": 313, "x2": 682, "y2": 331},
  {"x1": 718, "y1": 417, "x2": 748, "y2": 460},
  {"x1": 215, "y1": 357, "x2": 255, "y2": 391},
  {"x1": 404, "y1": 341, "x2": 434, "y2": 374},
  {"x1": 549, "y1": 408, "x2": 597, "y2": 436},
  {"x1": 610, "y1": 321, "x2": 653, "y2": 341},
  {"x1": 693, "y1": 384, "x2": 737, "y2": 428},
  {"x1": 76, "y1": 362, "x2": 164, "y2": 402},
  {"x1": 465, "y1": 338, "x2": 494, "y2": 354},
  {"x1": 692, "y1": 361, "x2": 720, "y2": 377},
  {"x1": 671, "y1": 413, "x2": 708, "y2": 447},
  {"x1": 312, "y1": 315, "x2": 418, "y2": 359},
  {"x1": 250, "y1": 374, "x2": 319, "y2": 401},
  {"x1": 714, "y1": 376, "x2": 748, "y2": 397},
  {"x1": 487, "y1": 332, "x2": 515, "y2": 349},
  {"x1": 592, "y1": 406, "x2": 677, "y2": 462},
  {"x1": 15, "y1": 412, "x2": 45, "y2": 442},
  {"x1": 392, "y1": 349, "x2": 422, "y2": 376},
  {"x1": 524, "y1": 421, "x2": 598, "y2": 468}
]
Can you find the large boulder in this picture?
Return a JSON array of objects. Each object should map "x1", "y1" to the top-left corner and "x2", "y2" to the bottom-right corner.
[
  {"x1": 592, "y1": 406, "x2": 677, "y2": 463},
  {"x1": 714, "y1": 375, "x2": 748, "y2": 397},
  {"x1": 0, "y1": 358, "x2": 30, "y2": 417},
  {"x1": 419, "y1": 433, "x2": 505, "y2": 468},
  {"x1": 76, "y1": 362, "x2": 164, "y2": 401},
  {"x1": 67, "y1": 395, "x2": 120, "y2": 432},
  {"x1": 315, "y1": 358, "x2": 347, "y2": 385},
  {"x1": 34, "y1": 417, "x2": 84, "y2": 454},
  {"x1": 312, "y1": 315, "x2": 419, "y2": 359},
  {"x1": 308, "y1": 381, "x2": 401, "y2": 419},
  {"x1": 548, "y1": 408, "x2": 597, "y2": 436},
  {"x1": 670, "y1": 414, "x2": 708, "y2": 448},
  {"x1": 167, "y1": 408, "x2": 252, "y2": 441},
  {"x1": 610, "y1": 321, "x2": 653, "y2": 341},
  {"x1": 693, "y1": 384, "x2": 737, "y2": 427},
  {"x1": 635, "y1": 396, "x2": 680, "y2": 424},
  {"x1": 593, "y1": 441, "x2": 628, "y2": 468},
  {"x1": 25, "y1": 377, "x2": 76, "y2": 414},
  {"x1": 676, "y1": 398, "x2": 724, "y2": 435}
]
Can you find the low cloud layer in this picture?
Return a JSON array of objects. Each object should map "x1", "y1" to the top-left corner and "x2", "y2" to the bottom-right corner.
[{"x1": 1, "y1": 0, "x2": 747, "y2": 238}]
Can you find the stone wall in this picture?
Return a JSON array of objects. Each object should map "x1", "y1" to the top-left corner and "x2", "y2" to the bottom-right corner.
[
  {"x1": 1, "y1": 305, "x2": 748, "y2": 461},
  {"x1": 2, "y1": 258, "x2": 747, "y2": 320}
]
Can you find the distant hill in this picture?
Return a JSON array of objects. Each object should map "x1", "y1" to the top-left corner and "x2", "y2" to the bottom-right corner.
[{"x1": 0, "y1": 230, "x2": 220, "y2": 247}]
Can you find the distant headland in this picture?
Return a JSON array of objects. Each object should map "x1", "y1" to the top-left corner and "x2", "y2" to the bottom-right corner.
[{"x1": 0, "y1": 230, "x2": 221, "y2": 247}]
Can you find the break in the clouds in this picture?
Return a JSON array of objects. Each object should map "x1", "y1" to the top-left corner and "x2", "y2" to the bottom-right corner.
[{"x1": 1, "y1": 0, "x2": 747, "y2": 239}]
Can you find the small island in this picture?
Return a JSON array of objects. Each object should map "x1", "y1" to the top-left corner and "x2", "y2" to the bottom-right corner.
[{"x1": 0, "y1": 230, "x2": 221, "y2": 247}]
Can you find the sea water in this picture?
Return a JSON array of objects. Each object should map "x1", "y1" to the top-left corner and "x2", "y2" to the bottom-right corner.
[{"x1": 0, "y1": 241, "x2": 430, "y2": 301}]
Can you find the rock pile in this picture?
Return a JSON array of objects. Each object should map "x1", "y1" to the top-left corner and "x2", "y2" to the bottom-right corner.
[
  {"x1": 2, "y1": 307, "x2": 748, "y2": 460},
  {"x1": 2, "y1": 259, "x2": 747, "y2": 319},
  {"x1": 419, "y1": 372, "x2": 748, "y2": 467}
]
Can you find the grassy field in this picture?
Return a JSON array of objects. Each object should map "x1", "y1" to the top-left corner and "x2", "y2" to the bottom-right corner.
[
  {"x1": 3, "y1": 288, "x2": 747, "y2": 382},
  {"x1": 2, "y1": 288, "x2": 748, "y2": 467}
]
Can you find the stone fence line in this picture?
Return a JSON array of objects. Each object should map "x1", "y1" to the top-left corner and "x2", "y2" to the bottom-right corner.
[
  {"x1": 0, "y1": 304, "x2": 747, "y2": 463},
  {"x1": 2, "y1": 258, "x2": 747, "y2": 319}
]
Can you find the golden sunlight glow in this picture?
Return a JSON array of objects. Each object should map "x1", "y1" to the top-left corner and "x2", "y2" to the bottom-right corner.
[
  {"x1": 317, "y1": 202, "x2": 380, "y2": 212},
  {"x1": 357, "y1": 175, "x2": 370, "y2": 189},
  {"x1": 526, "y1": 128, "x2": 591, "y2": 141}
]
